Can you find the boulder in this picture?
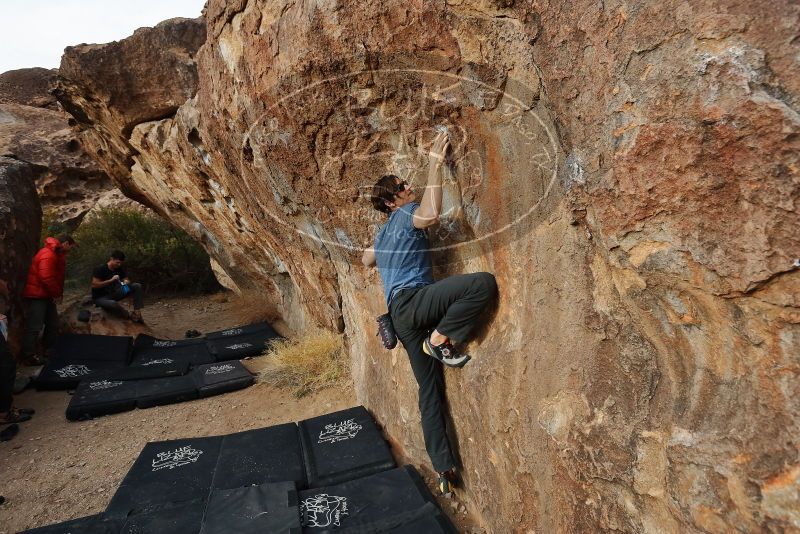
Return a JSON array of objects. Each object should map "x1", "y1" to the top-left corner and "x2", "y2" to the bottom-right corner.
[
  {"x1": 55, "y1": 17, "x2": 207, "y2": 209},
  {"x1": 0, "y1": 67, "x2": 59, "y2": 109},
  {"x1": 54, "y1": 1, "x2": 800, "y2": 532},
  {"x1": 0, "y1": 67, "x2": 116, "y2": 225},
  {"x1": 0, "y1": 156, "x2": 42, "y2": 354}
]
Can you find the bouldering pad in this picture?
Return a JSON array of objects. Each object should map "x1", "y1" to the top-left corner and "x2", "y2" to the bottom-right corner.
[
  {"x1": 65, "y1": 378, "x2": 139, "y2": 421},
  {"x1": 299, "y1": 406, "x2": 395, "y2": 487},
  {"x1": 135, "y1": 374, "x2": 198, "y2": 409},
  {"x1": 193, "y1": 361, "x2": 254, "y2": 398},
  {"x1": 298, "y1": 467, "x2": 448, "y2": 533},
  {"x1": 201, "y1": 481, "x2": 301, "y2": 534},
  {"x1": 105, "y1": 435, "x2": 223, "y2": 518},
  {"x1": 211, "y1": 423, "x2": 306, "y2": 491}
]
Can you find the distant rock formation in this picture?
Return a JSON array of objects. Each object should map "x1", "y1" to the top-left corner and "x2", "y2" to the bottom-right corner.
[
  {"x1": 0, "y1": 68, "x2": 118, "y2": 225},
  {"x1": 0, "y1": 156, "x2": 42, "y2": 353},
  {"x1": 0, "y1": 67, "x2": 59, "y2": 110},
  {"x1": 54, "y1": 2, "x2": 799, "y2": 532},
  {"x1": 55, "y1": 17, "x2": 207, "y2": 212}
]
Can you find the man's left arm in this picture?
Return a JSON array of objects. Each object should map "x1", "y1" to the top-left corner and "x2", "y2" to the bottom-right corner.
[{"x1": 362, "y1": 248, "x2": 376, "y2": 268}]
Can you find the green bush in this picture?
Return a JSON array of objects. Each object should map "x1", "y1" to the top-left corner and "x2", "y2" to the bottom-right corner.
[
  {"x1": 64, "y1": 208, "x2": 219, "y2": 295},
  {"x1": 40, "y1": 208, "x2": 69, "y2": 247}
]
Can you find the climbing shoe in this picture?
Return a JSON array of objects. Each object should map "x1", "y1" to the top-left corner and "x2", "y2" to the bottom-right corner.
[
  {"x1": 376, "y1": 313, "x2": 398, "y2": 350},
  {"x1": 437, "y1": 469, "x2": 458, "y2": 496},
  {"x1": 423, "y1": 337, "x2": 471, "y2": 368}
]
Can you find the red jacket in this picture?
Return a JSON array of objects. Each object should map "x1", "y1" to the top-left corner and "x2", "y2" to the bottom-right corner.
[{"x1": 22, "y1": 237, "x2": 67, "y2": 299}]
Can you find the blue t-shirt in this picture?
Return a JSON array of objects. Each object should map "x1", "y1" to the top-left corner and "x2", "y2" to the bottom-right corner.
[{"x1": 374, "y1": 202, "x2": 434, "y2": 307}]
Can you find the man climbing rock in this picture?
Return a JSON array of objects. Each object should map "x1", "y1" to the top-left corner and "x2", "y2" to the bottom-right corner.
[
  {"x1": 91, "y1": 250, "x2": 145, "y2": 323},
  {"x1": 21, "y1": 234, "x2": 76, "y2": 364},
  {"x1": 362, "y1": 131, "x2": 498, "y2": 494}
]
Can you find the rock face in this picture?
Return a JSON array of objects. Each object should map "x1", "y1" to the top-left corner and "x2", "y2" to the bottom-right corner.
[
  {"x1": 0, "y1": 67, "x2": 59, "y2": 109},
  {"x1": 0, "y1": 68, "x2": 115, "y2": 225},
  {"x1": 0, "y1": 156, "x2": 42, "y2": 353},
  {"x1": 56, "y1": 2, "x2": 799, "y2": 532},
  {"x1": 55, "y1": 17, "x2": 207, "y2": 210}
]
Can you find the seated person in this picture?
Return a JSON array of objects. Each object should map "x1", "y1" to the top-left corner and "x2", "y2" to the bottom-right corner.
[{"x1": 91, "y1": 250, "x2": 144, "y2": 323}]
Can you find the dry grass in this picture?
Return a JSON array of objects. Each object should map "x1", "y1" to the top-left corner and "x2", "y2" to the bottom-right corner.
[{"x1": 258, "y1": 331, "x2": 349, "y2": 398}]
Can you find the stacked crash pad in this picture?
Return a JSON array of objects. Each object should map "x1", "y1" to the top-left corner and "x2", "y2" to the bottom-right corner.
[
  {"x1": 204, "y1": 322, "x2": 281, "y2": 361},
  {"x1": 32, "y1": 322, "x2": 280, "y2": 421},
  {"x1": 65, "y1": 358, "x2": 255, "y2": 421},
  {"x1": 23, "y1": 406, "x2": 456, "y2": 534},
  {"x1": 34, "y1": 334, "x2": 133, "y2": 390}
]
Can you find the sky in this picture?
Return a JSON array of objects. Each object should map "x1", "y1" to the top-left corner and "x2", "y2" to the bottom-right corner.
[{"x1": 0, "y1": 0, "x2": 206, "y2": 73}]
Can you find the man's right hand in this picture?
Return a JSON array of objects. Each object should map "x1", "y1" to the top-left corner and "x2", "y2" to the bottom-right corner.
[
  {"x1": 429, "y1": 131, "x2": 450, "y2": 166},
  {"x1": 111, "y1": 275, "x2": 120, "y2": 282}
]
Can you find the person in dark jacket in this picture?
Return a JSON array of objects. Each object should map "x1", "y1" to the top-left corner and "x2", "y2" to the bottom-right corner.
[
  {"x1": 91, "y1": 250, "x2": 145, "y2": 322},
  {"x1": 21, "y1": 235, "x2": 75, "y2": 364}
]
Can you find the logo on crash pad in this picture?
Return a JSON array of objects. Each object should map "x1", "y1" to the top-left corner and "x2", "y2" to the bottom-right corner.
[
  {"x1": 220, "y1": 328, "x2": 243, "y2": 336},
  {"x1": 224, "y1": 343, "x2": 253, "y2": 350},
  {"x1": 151, "y1": 445, "x2": 204, "y2": 471},
  {"x1": 89, "y1": 380, "x2": 124, "y2": 390},
  {"x1": 318, "y1": 418, "x2": 363, "y2": 444},
  {"x1": 301, "y1": 494, "x2": 349, "y2": 528},
  {"x1": 205, "y1": 364, "x2": 235, "y2": 375},
  {"x1": 142, "y1": 358, "x2": 174, "y2": 366},
  {"x1": 54, "y1": 364, "x2": 92, "y2": 378},
  {"x1": 152, "y1": 340, "x2": 178, "y2": 348}
]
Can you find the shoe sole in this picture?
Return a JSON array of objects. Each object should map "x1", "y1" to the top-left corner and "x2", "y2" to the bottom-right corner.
[{"x1": 423, "y1": 339, "x2": 471, "y2": 368}]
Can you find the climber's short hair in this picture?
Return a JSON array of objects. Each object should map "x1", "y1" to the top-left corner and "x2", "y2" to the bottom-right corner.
[
  {"x1": 110, "y1": 250, "x2": 126, "y2": 261},
  {"x1": 371, "y1": 174, "x2": 401, "y2": 215}
]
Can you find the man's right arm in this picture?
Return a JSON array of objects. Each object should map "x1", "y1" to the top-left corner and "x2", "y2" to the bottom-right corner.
[{"x1": 91, "y1": 272, "x2": 119, "y2": 289}]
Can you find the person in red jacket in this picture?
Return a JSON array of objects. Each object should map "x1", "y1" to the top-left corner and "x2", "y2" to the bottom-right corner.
[{"x1": 21, "y1": 235, "x2": 76, "y2": 364}]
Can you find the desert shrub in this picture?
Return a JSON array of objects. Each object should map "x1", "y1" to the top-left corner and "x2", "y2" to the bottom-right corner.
[
  {"x1": 39, "y1": 208, "x2": 69, "y2": 247},
  {"x1": 64, "y1": 208, "x2": 219, "y2": 294},
  {"x1": 259, "y1": 332, "x2": 349, "y2": 398}
]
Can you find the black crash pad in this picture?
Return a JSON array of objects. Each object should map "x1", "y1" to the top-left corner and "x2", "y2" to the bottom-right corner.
[
  {"x1": 20, "y1": 514, "x2": 123, "y2": 534},
  {"x1": 135, "y1": 374, "x2": 198, "y2": 409},
  {"x1": 299, "y1": 466, "x2": 449, "y2": 533},
  {"x1": 131, "y1": 334, "x2": 214, "y2": 367},
  {"x1": 205, "y1": 322, "x2": 278, "y2": 340},
  {"x1": 105, "y1": 435, "x2": 223, "y2": 518},
  {"x1": 299, "y1": 405, "x2": 395, "y2": 487},
  {"x1": 65, "y1": 378, "x2": 139, "y2": 421},
  {"x1": 100, "y1": 360, "x2": 191, "y2": 381},
  {"x1": 35, "y1": 359, "x2": 128, "y2": 391},
  {"x1": 193, "y1": 361, "x2": 254, "y2": 398},
  {"x1": 212, "y1": 423, "x2": 306, "y2": 491},
  {"x1": 120, "y1": 498, "x2": 206, "y2": 534},
  {"x1": 53, "y1": 333, "x2": 133, "y2": 362},
  {"x1": 35, "y1": 334, "x2": 133, "y2": 390},
  {"x1": 205, "y1": 322, "x2": 282, "y2": 361},
  {"x1": 201, "y1": 481, "x2": 301, "y2": 534}
]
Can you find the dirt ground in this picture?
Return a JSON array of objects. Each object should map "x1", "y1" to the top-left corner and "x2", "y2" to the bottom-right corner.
[{"x1": 0, "y1": 292, "x2": 477, "y2": 533}]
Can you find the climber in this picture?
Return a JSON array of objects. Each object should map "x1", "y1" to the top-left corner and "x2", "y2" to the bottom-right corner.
[
  {"x1": 21, "y1": 234, "x2": 76, "y2": 364},
  {"x1": 90, "y1": 250, "x2": 145, "y2": 323},
  {"x1": 361, "y1": 130, "x2": 498, "y2": 495}
]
